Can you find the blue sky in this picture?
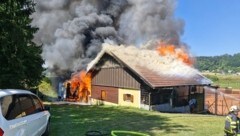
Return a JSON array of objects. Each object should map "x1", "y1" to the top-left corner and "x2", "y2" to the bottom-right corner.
[{"x1": 175, "y1": 0, "x2": 240, "y2": 56}]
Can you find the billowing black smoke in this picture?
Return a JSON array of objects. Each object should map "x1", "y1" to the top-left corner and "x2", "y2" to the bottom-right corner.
[{"x1": 31, "y1": 0, "x2": 184, "y2": 77}]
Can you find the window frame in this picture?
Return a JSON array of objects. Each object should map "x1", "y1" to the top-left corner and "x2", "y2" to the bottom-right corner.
[
  {"x1": 101, "y1": 90, "x2": 107, "y2": 100},
  {"x1": 123, "y1": 94, "x2": 134, "y2": 103}
]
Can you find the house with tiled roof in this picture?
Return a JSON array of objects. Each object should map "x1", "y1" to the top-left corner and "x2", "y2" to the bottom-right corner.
[{"x1": 87, "y1": 44, "x2": 212, "y2": 113}]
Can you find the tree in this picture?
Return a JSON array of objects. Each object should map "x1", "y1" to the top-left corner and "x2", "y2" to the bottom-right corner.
[
  {"x1": 0, "y1": 0, "x2": 44, "y2": 89},
  {"x1": 196, "y1": 53, "x2": 240, "y2": 73}
]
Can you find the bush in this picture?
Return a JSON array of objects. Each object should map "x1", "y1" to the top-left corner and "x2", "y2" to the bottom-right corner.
[
  {"x1": 205, "y1": 75, "x2": 219, "y2": 82},
  {"x1": 38, "y1": 80, "x2": 57, "y2": 101}
]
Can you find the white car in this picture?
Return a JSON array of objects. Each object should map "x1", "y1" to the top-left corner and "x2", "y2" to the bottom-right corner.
[{"x1": 0, "y1": 89, "x2": 50, "y2": 136}]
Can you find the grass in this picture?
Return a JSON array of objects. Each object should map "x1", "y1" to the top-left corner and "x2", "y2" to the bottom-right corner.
[
  {"x1": 49, "y1": 104, "x2": 225, "y2": 136},
  {"x1": 203, "y1": 73, "x2": 240, "y2": 89}
]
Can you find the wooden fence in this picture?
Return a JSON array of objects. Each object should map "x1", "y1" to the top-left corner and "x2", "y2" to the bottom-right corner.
[{"x1": 205, "y1": 87, "x2": 240, "y2": 115}]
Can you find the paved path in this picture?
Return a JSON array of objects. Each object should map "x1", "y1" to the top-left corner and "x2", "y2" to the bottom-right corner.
[{"x1": 48, "y1": 101, "x2": 91, "y2": 105}]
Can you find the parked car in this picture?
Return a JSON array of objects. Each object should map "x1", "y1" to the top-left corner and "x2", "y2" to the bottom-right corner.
[{"x1": 0, "y1": 89, "x2": 50, "y2": 136}]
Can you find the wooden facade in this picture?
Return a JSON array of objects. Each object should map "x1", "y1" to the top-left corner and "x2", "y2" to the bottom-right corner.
[
  {"x1": 90, "y1": 54, "x2": 142, "y2": 107},
  {"x1": 91, "y1": 54, "x2": 141, "y2": 89},
  {"x1": 91, "y1": 85, "x2": 118, "y2": 104},
  {"x1": 89, "y1": 52, "x2": 210, "y2": 113},
  {"x1": 139, "y1": 85, "x2": 205, "y2": 112}
]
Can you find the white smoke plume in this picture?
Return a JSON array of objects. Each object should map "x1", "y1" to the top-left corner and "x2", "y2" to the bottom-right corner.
[{"x1": 31, "y1": 0, "x2": 184, "y2": 77}]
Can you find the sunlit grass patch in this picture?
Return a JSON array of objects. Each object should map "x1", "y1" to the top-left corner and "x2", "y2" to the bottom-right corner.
[{"x1": 49, "y1": 104, "x2": 224, "y2": 136}]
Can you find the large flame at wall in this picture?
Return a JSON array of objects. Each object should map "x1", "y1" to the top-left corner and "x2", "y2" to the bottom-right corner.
[
  {"x1": 67, "y1": 71, "x2": 91, "y2": 102},
  {"x1": 157, "y1": 42, "x2": 193, "y2": 66}
]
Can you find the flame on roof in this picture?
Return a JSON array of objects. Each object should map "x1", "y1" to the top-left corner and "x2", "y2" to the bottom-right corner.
[{"x1": 87, "y1": 43, "x2": 212, "y2": 88}]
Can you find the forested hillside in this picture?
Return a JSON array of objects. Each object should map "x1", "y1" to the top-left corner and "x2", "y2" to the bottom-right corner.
[{"x1": 195, "y1": 53, "x2": 240, "y2": 73}]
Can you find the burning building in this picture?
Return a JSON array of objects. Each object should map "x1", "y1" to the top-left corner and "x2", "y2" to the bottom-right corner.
[
  {"x1": 31, "y1": 0, "x2": 212, "y2": 113},
  {"x1": 86, "y1": 43, "x2": 212, "y2": 113},
  {"x1": 63, "y1": 71, "x2": 91, "y2": 102}
]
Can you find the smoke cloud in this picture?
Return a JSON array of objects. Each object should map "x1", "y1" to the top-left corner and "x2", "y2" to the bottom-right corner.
[
  {"x1": 119, "y1": 0, "x2": 184, "y2": 46},
  {"x1": 31, "y1": 0, "x2": 184, "y2": 77}
]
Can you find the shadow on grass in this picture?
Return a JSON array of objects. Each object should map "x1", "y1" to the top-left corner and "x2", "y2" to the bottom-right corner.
[{"x1": 49, "y1": 105, "x2": 193, "y2": 136}]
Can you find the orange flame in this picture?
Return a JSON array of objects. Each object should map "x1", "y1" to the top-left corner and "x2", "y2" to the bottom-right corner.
[
  {"x1": 67, "y1": 71, "x2": 91, "y2": 102},
  {"x1": 157, "y1": 42, "x2": 193, "y2": 65}
]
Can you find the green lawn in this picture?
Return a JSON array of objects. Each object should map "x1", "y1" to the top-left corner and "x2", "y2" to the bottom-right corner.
[
  {"x1": 49, "y1": 104, "x2": 225, "y2": 136},
  {"x1": 203, "y1": 73, "x2": 240, "y2": 89}
]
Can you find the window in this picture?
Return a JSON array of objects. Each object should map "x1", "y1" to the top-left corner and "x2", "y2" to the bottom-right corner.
[
  {"x1": 0, "y1": 94, "x2": 45, "y2": 120},
  {"x1": 19, "y1": 95, "x2": 35, "y2": 116},
  {"x1": 1, "y1": 95, "x2": 22, "y2": 120},
  {"x1": 123, "y1": 94, "x2": 134, "y2": 102},
  {"x1": 0, "y1": 95, "x2": 13, "y2": 118},
  {"x1": 31, "y1": 95, "x2": 43, "y2": 113},
  {"x1": 101, "y1": 90, "x2": 106, "y2": 100}
]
